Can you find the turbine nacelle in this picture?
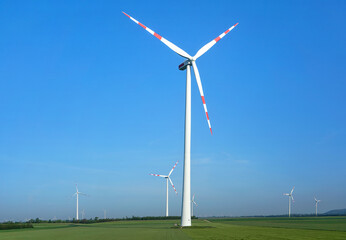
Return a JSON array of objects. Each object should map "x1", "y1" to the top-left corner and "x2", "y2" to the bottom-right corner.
[{"x1": 179, "y1": 60, "x2": 191, "y2": 71}]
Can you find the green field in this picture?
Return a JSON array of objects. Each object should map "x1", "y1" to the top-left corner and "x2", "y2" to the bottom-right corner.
[{"x1": 1, "y1": 217, "x2": 346, "y2": 239}]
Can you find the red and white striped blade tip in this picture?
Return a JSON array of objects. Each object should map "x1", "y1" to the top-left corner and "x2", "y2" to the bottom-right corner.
[
  {"x1": 191, "y1": 61, "x2": 213, "y2": 135},
  {"x1": 122, "y1": 11, "x2": 192, "y2": 59},
  {"x1": 168, "y1": 160, "x2": 179, "y2": 176},
  {"x1": 168, "y1": 178, "x2": 178, "y2": 194},
  {"x1": 193, "y1": 22, "x2": 239, "y2": 60},
  {"x1": 122, "y1": 12, "x2": 131, "y2": 18},
  {"x1": 149, "y1": 174, "x2": 165, "y2": 177}
]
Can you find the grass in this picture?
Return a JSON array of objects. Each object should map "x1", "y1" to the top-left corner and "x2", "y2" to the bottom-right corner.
[
  {"x1": 1, "y1": 217, "x2": 346, "y2": 239},
  {"x1": 210, "y1": 216, "x2": 346, "y2": 231},
  {"x1": 183, "y1": 217, "x2": 346, "y2": 240}
]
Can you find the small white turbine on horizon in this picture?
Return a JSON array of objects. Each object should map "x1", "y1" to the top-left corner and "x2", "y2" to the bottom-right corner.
[
  {"x1": 150, "y1": 160, "x2": 179, "y2": 217},
  {"x1": 314, "y1": 197, "x2": 321, "y2": 216},
  {"x1": 73, "y1": 184, "x2": 87, "y2": 220},
  {"x1": 191, "y1": 194, "x2": 198, "y2": 217},
  {"x1": 283, "y1": 186, "x2": 295, "y2": 217}
]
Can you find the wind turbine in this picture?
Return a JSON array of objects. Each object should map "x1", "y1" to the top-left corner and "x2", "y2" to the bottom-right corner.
[
  {"x1": 150, "y1": 160, "x2": 179, "y2": 217},
  {"x1": 314, "y1": 197, "x2": 321, "y2": 216},
  {"x1": 191, "y1": 194, "x2": 198, "y2": 217},
  {"x1": 123, "y1": 12, "x2": 238, "y2": 227},
  {"x1": 283, "y1": 186, "x2": 295, "y2": 217},
  {"x1": 73, "y1": 184, "x2": 87, "y2": 220}
]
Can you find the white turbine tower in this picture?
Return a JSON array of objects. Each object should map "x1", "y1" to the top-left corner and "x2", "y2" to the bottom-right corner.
[
  {"x1": 150, "y1": 160, "x2": 179, "y2": 217},
  {"x1": 191, "y1": 194, "x2": 198, "y2": 217},
  {"x1": 123, "y1": 12, "x2": 238, "y2": 226},
  {"x1": 283, "y1": 186, "x2": 295, "y2": 217},
  {"x1": 73, "y1": 184, "x2": 87, "y2": 220},
  {"x1": 314, "y1": 197, "x2": 321, "y2": 216}
]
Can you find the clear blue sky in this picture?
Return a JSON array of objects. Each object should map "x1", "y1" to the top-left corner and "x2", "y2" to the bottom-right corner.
[{"x1": 1, "y1": 0, "x2": 346, "y2": 221}]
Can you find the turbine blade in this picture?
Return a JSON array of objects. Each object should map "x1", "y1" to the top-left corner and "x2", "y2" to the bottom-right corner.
[
  {"x1": 193, "y1": 201, "x2": 198, "y2": 206},
  {"x1": 291, "y1": 186, "x2": 295, "y2": 195},
  {"x1": 123, "y1": 12, "x2": 192, "y2": 60},
  {"x1": 149, "y1": 173, "x2": 167, "y2": 178},
  {"x1": 168, "y1": 177, "x2": 178, "y2": 195},
  {"x1": 192, "y1": 194, "x2": 195, "y2": 202},
  {"x1": 291, "y1": 195, "x2": 294, "y2": 202},
  {"x1": 191, "y1": 61, "x2": 212, "y2": 134},
  {"x1": 168, "y1": 160, "x2": 179, "y2": 177},
  {"x1": 194, "y1": 23, "x2": 239, "y2": 60}
]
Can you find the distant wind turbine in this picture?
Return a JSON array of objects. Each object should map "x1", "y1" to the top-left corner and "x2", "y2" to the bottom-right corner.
[
  {"x1": 283, "y1": 186, "x2": 295, "y2": 217},
  {"x1": 73, "y1": 184, "x2": 87, "y2": 220},
  {"x1": 314, "y1": 197, "x2": 321, "y2": 216},
  {"x1": 191, "y1": 194, "x2": 198, "y2": 217},
  {"x1": 150, "y1": 160, "x2": 179, "y2": 217}
]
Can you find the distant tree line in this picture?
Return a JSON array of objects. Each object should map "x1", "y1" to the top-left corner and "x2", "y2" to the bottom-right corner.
[
  {"x1": 23, "y1": 216, "x2": 197, "y2": 224},
  {"x1": 1, "y1": 216, "x2": 199, "y2": 227},
  {"x1": 0, "y1": 222, "x2": 33, "y2": 230}
]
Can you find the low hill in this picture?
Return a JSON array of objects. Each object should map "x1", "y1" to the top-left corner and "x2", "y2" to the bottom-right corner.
[{"x1": 323, "y1": 209, "x2": 346, "y2": 216}]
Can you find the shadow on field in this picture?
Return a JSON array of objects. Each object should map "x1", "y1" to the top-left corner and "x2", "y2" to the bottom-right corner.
[
  {"x1": 32, "y1": 221, "x2": 215, "y2": 231},
  {"x1": 171, "y1": 226, "x2": 215, "y2": 229},
  {"x1": 34, "y1": 224, "x2": 80, "y2": 231},
  {"x1": 75, "y1": 223, "x2": 174, "y2": 230}
]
